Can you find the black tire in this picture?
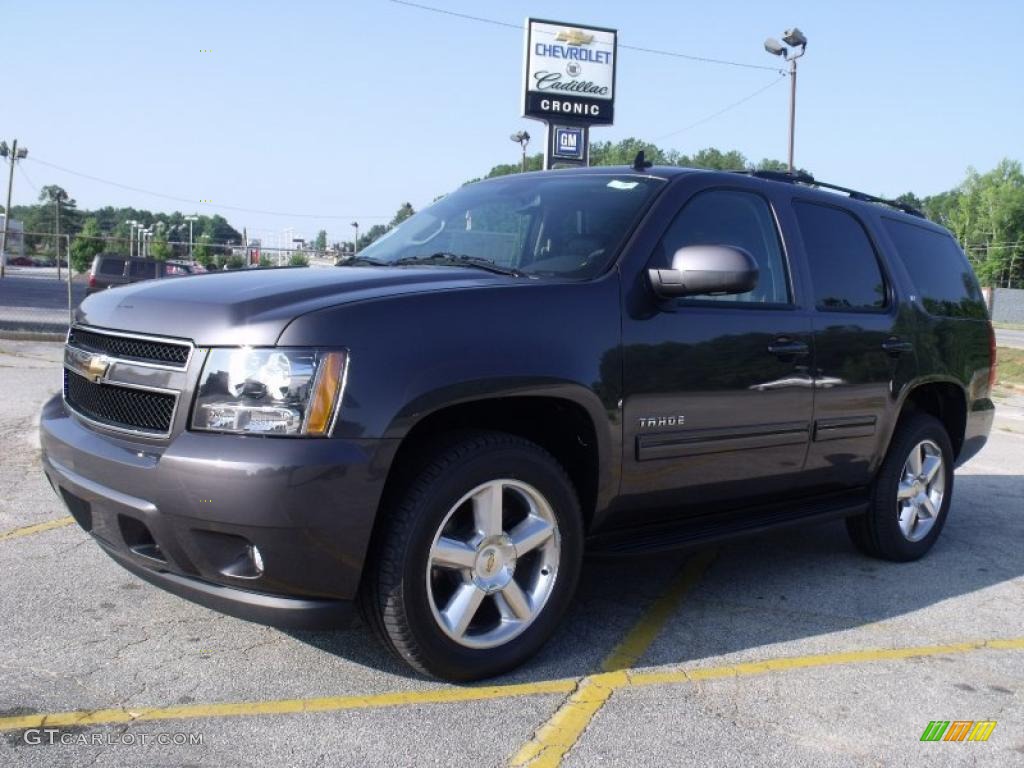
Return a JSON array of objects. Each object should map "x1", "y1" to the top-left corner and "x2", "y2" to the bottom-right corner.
[
  {"x1": 360, "y1": 431, "x2": 583, "y2": 681},
  {"x1": 846, "y1": 412, "x2": 955, "y2": 562}
]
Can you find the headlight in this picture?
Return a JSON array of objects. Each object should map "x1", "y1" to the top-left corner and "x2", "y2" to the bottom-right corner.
[{"x1": 192, "y1": 348, "x2": 347, "y2": 436}]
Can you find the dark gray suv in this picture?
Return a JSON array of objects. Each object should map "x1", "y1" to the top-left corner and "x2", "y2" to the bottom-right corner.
[{"x1": 41, "y1": 166, "x2": 995, "y2": 681}]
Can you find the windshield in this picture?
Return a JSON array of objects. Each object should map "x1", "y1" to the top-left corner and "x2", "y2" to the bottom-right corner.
[{"x1": 355, "y1": 173, "x2": 665, "y2": 278}]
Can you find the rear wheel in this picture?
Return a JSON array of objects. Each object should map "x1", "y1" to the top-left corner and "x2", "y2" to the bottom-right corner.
[
  {"x1": 846, "y1": 412, "x2": 954, "y2": 561},
  {"x1": 361, "y1": 431, "x2": 583, "y2": 680}
]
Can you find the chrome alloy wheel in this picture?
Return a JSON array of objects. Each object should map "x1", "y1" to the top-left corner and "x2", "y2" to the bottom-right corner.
[
  {"x1": 896, "y1": 439, "x2": 946, "y2": 542},
  {"x1": 426, "y1": 479, "x2": 561, "y2": 649}
]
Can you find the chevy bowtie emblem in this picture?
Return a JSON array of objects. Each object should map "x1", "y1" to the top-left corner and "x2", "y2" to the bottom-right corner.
[
  {"x1": 555, "y1": 28, "x2": 594, "y2": 46},
  {"x1": 65, "y1": 346, "x2": 112, "y2": 383}
]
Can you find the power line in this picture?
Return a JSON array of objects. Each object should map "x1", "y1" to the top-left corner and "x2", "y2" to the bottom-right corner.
[
  {"x1": 653, "y1": 75, "x2": 788, "y2": 141},
  {"x1": 24, "y1": 156, "x2": 391, "y2": 220},
  {"x1": 389, "y1": 0, "x2": 782, "y2": 72}
]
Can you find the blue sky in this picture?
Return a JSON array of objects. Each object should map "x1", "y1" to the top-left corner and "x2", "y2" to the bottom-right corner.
[{"x1": 6, "y1": 0, "x2": 1023, "y2": 244}]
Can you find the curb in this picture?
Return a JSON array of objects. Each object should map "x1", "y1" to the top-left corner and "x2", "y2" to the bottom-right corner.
[{"x1": 0, "y1": 322, "x2": 67, "y2": 342}]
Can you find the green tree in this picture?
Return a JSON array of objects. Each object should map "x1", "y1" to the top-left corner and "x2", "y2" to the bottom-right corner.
[
  {"x1": 391, "y1": 202, "x2": 415, "y2": 227},
  {"x1": 314, "y1": 229, "x2": 327, "y2": 253},
  {"x1": 289, "y1": 250, "x2": 310, "y2": 267},
  {"x1": 70, "y1": 218, "x2": 105, "y2": 274},
  {"x1": 194, "y1": 234, "x2": 214, "y2": 268},
  {"x1": 150, "y1": 228, "x2": 172, "y2": 260}
]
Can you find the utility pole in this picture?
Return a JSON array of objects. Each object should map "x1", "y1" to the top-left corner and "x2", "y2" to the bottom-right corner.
[
  {"x1": 351, "y1": 222, "x2": 360, "y2": 257},
  {"x1": 0, "y1": 139, "x2": 29, "y2": 279},
  {"x1": 55, "y1": 193, "x2": 61, "y2": 281}
]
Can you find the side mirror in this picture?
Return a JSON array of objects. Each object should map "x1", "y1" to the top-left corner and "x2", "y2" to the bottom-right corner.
[{"x1": 648, "y1": 245, "x2": 759, "y2": 299}]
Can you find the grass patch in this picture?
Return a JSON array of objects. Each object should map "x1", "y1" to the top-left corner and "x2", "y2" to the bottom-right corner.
[{"x1": 997, "y1": 346, "x2": 1024, "y2": 386}]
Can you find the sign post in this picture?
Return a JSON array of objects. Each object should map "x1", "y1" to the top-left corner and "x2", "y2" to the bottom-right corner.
[{"x1": 522, "y1": 19, "x2": 617, "y2": 169}]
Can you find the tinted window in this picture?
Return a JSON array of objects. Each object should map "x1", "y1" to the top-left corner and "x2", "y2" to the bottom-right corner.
[
  {"x1": 98, "y1": 258, "x2": 125, "y2": 276},
  {"x1": 882, "y1": 218, "x2": 987, "y2": 319},
  {"x1": 794, "y1": 202, "x2": 887, "y2": 310},
  {"x1": 656, "y1": 189, "x2": 790, "y2": 303},
  {"x1": 128, "y1": 261, "x2": 157, "y2": 279},
  {"x1": 356, "y1": 174, "x2": 665, "y2": 278}
]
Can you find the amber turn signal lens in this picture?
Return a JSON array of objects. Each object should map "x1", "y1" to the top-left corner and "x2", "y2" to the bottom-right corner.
[{"x1": 305, "y1": 351, "x2": 346, "y2": 435}]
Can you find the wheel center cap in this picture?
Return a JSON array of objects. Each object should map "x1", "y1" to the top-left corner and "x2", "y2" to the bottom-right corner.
[{"x1": 473, "y1": 535, "x2": 516, "y2": 593}]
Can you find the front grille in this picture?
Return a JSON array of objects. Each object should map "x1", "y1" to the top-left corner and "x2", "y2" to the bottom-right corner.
[
  {"x1": 64, "y1": 370, "x2": 176, "y2": 435},
  {"x1": 68, "y1": 327, "x2": 190, "y2": 368}
]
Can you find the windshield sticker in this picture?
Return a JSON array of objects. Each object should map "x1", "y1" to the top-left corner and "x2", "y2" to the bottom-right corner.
[{"x1": 607, "y1": 180, "x2": 639, "y2": 190}]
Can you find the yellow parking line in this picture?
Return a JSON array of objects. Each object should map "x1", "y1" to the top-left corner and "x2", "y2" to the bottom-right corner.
[
  {"x1": 0, "y1": 678, "x2": 577, "y2": 732},
  {"x1": 0, "y1": 634, "x2": 1021, "y2": 735},
  {"x1": 628, "y1": 638, "x2": 1024, "y2": 687},
  {"x1": 0, "y1": 516, "x2": 74, "y2": 542},
  {"x1": 510, "y1": 549, "x2": 717, "y2": 768}
]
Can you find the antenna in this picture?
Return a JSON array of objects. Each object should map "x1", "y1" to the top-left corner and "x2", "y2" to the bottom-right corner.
[{"x1": 632, "y1": 151, "x2": 653, "y2": 171}]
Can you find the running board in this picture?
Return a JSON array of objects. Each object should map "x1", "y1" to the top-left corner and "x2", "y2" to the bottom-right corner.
[{"x1": 586, "y1": 492, "x2": 867, "y2": 557}]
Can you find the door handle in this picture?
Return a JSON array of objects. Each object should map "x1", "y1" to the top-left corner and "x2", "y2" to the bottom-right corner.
[
  {"x1": 767, "y1": 338, "x2": 809, "y2": 358},
  {"x1": 882, "y1": 337, "x2": 914, "y2": 355}
]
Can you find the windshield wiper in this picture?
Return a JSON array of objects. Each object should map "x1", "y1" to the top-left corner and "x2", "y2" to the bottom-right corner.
[
  {"x1": 394, "y1": 252, "x2": 525, "y2": 277},
  {"x1": 338, "y1": 256, "x2": 389, "y2": 267}
]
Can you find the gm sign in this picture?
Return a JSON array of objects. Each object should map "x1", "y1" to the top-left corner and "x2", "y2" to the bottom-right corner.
[
  {"x1": 552, "y1": 126, "x2": 586, "y2": 161},
  {"x1": 523, "y1": 18, "x2": 617, "y2": 126}
]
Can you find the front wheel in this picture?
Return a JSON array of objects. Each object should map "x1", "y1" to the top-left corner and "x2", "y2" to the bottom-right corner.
[
  {"x1": 361, "y1": 431, "x2": 583, "y2": 680},
  {"x1": 846, "y1": 412, "x2": 954, "y2": 562}
]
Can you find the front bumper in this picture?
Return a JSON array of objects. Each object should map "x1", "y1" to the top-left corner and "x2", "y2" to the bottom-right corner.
[{"x1": 40, "y1": 394, "x2": 398, "y2": 630}]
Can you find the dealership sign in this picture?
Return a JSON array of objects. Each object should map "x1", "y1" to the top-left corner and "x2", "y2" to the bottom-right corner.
[{"x1": 523, "y1": 19, "x2": 617, "y2": 126}]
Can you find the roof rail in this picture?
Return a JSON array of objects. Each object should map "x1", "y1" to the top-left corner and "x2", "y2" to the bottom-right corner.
[{"x1": 735, "y1": 169, "x2": 925, "y2": 218}]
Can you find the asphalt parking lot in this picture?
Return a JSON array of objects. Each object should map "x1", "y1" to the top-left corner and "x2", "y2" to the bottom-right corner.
[{"x1": 1, "y1": 339, "x2": 1022, "y2": 767}]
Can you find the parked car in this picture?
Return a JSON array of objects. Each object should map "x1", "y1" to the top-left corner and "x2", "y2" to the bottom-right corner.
[
  {"x1": 87, "y1": 255, "x2": 200, "y2": 294},
  {"x1": 41, "y1": 164, "x2": 995, "y2": 681},
  {"x1": 7, "y1": 256, "x2": 35, "y2": 266}
]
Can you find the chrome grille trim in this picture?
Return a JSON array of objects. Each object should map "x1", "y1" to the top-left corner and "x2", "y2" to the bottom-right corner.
[{"x1": 67, "y1": 324, "x2": 194, "y2": 371}]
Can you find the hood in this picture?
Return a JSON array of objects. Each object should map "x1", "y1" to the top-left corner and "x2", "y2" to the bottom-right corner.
[{"x1": 76, "y1": 266, "x2": 508, "y2": 345}]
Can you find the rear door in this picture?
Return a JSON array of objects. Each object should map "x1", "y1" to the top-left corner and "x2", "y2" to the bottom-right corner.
[
  {"x1": 619, "y1": 184, "x2": 815, "y2": 521},
  {"x1": 790, "y1": 199, "x2": 917, "y2": 490}
]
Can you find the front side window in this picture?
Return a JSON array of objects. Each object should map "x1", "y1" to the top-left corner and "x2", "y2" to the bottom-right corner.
[
  {"x1": 356, "y1": 174, "x2": 665, "y2": 278},
  {"x1": 794, "y1": 201, "x2": 887, "y2": 311},
  {"x1": 655, "y1": 189, "x2": 791, "y2": 304}
]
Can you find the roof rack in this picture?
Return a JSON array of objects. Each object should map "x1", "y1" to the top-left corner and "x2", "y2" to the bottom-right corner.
[{"x1": 735, "y1": 169, "x2": 925, "y2": 218}]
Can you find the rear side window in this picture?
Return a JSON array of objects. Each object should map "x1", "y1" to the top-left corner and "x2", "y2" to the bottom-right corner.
[
  {"x1": 656, "y1": 189, "x2": 791, "y2": 304},
  {"x1": 129, "y1": 261, "x2": 157, "y2": 279},
  {"x1": 794, "y1": 201, "x2": 887, "y2": 311},
  {"x1": 882, "y1": 218, "x2": 987, "y2": 319},
  {"x1": 98, "y1": 258, "x2": 125, "y2": 276}
]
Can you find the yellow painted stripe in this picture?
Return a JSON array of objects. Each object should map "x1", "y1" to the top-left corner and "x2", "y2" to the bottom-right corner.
[
  {"x1": 628, "y1": 637, "x2": 1024, "y2": 687},
  {"x1": 0, "y1": 679, "x2": 577, "y2": 732},
  {"x1": 511, "y1": 550, "x2": 717, "y2": 768},
  {"x1": 0, "y1": 634, "x2": 1021, "y2": 734},
  {"x1": 0, "y1": 516, "x2": 74, "y2": 542}
]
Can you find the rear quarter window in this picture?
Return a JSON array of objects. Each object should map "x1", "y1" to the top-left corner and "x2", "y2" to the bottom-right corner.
[
  {"x1": 98, "y1": 258, "x2": 125, "y2": 276},
  {"x1": 882, "y1": 218, "x2": 987, "y2": 319}
]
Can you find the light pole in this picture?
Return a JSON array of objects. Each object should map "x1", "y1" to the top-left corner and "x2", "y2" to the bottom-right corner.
[
  {"x1": 764, "y1": 27, "x2": 807, "y2": 172},
  {"x1": 126, "y1": 220, "x2": 137, "y2": 257},
  {"x1": 0, "y1": 139, "x2": 29, "y2": 279},
  {"x1": 350, "y1": 222, "x2": 359, "y2": 257},
  {"x1": 510, "y1": 131, "x2": 531, "y2": 173},
  {"x1": 185, "y1": 215, "x2": 198, "y2": 262}
]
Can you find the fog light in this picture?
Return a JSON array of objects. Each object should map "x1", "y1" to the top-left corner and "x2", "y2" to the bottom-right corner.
[{"x1": 249, "y1": 544, "x2": 264, "y2": 575}]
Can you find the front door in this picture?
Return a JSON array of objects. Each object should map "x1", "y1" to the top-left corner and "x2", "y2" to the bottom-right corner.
[{"x1": 619, "y1": 186, "x2": 815, "y2": 523}]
